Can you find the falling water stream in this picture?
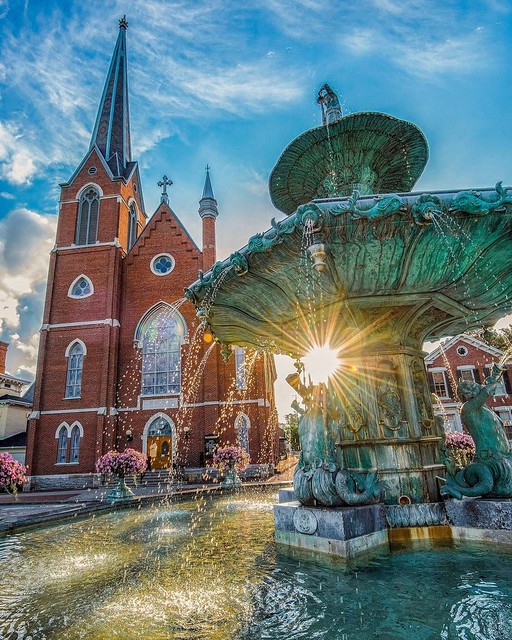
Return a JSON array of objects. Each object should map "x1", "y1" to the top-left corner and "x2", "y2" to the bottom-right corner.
[{"x1": 1, "y1": 487, "x2": 512, "y2": 640}]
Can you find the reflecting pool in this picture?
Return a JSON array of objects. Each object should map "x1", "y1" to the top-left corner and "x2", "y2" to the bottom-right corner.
[{"x1": 1, "y1": 488, "x2": 512, "y2": 639}]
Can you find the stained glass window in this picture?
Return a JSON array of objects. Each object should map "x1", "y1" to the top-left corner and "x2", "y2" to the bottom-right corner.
[
  {"x1": 70, "y1": 276, "x2": 92, "y2": 298},
  {"x1": 148, "y1": 416, "x2": 173, "y2": 436},
  {"x1": 235, "y1": 347, "x2": 246, "y2": 390},
  {"x1": 70, "y1": 425, "x2": 81, "y2": 463},
  {"x1": 151, "y1": 254, "x2": 175, "y2": 276},
  {"x1": 128, "y1": 203, "x2": 138, "y2": 249},
  {"x1": 76, "y1": 187, "x2": 100, "y2": 245},
  {"x1": 57, "y1": 426, "x2": 68, "y2": 463},
  {"x1": 65, "y1": 342, "x2": 84, "y2": 398},
  {"x1": 139, "y1": 306, "x2": 186, "y2": 396},
  {"x1": 235, "y1": 413, "x2": 250, "y2": 452}
]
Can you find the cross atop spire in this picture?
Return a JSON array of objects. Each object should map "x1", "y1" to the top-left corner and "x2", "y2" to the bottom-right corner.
[
  {"x1": 158, "y1": 175, "x2": 173, "y2": 204},
  {"x1": 201, "y1": 164, "x2": 215, "y2": 200},
  {"x1": 89, "y1": 19, "x2": 131, "y2": 178}
]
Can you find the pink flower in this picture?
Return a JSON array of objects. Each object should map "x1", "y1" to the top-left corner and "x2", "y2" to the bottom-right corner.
[
  {"x1": 95, "y1": 448, "x2": 147, "y2": 476},
  {"x1": 212, "y1": 446, "x2": 250, "y2": 472},
  {"x1": 0, "y1": 453, "x2": 27, "y2": 496}
]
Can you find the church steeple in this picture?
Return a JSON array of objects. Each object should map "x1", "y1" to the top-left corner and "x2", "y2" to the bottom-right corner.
[
  {"x1": 90, "y1": 16, "x2": 132, "y2": 178},
  {"x1": 199, "y1": 165, "x2": 218, "y2": 219},
  {"x1": 199, "y1": 165, "x2": 218, "y2": 270}
]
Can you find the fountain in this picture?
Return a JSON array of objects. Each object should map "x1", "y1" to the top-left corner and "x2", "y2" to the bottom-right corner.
[{"x1": 185, "y1": 85, "x2": 512, "y2": 557}]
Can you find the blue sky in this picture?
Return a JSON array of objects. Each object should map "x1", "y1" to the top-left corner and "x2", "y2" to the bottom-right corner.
[{"x1": 1, "y1": 0, "x2": 512, "y2": 414}]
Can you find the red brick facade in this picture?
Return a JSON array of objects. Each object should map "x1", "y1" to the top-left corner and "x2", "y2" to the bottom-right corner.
[
  {"x1": 24, "y1": 23, "x2": 278, "y2": 481},
  {"x1": 425, "y1": 334, "x2": 512, "y2": 437},
  {"x1": 25, "y1": 161, "x2": 278, "y2": 477}
]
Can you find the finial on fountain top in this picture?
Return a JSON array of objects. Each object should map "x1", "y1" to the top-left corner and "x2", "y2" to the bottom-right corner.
[
  {"x1": 119, "y1": 15, "x2": 128, "y2": 30},
  {"x1": 317, "y1": 84, "x2": 343, "y2": 126},
  {"x1": 158, "y1": 175, "x2": 173, "y2": 204}
]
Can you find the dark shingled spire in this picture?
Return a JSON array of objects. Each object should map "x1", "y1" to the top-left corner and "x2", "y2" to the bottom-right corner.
[
  {"x1": 90, "y1": 17, "x2": 132, "y2": 178},
  {"x1": 199, "y1": 165, "x2": 218, "y2": 219},
  {"x1": 202, "y1": 164, "x2": 215, "y2": 200}
]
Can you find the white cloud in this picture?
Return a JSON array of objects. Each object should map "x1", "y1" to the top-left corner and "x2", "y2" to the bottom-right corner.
[
  {"x1": 0, "y1": 122, "x2": 39, "y2": 184},
  {"x1": 0, "y1": 207, "x2": 56, "y2": 376}
]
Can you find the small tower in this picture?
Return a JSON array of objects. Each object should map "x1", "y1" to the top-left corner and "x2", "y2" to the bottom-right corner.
[{"x1": 198, "y1": 165, "x2": 218, "y2": 270}]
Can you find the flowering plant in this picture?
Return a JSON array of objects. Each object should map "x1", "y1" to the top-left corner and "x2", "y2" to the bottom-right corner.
[
  {"x1": 95, "y1": 448, "x2": 147, "y2": 477},
  {"x1": 212, "y1": 445, "x2": 250, "y2": 472},
  {"x1": 445, "y1": 432, "x2": 475, "y2": 470},
  {"x1": 0, "y1": 452, "x2": 27, "y2": 497}
]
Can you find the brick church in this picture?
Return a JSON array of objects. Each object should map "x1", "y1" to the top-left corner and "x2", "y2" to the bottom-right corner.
[{"x1": 25, "y1": 19, "x2": 278, "y2": 487}]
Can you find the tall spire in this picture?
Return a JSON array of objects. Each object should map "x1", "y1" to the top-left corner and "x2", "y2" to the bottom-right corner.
[
  {"x1": 202, "y1": 164, "x2": 215, "y2": 200},
  {"x1": 199, "y1": 165, "x2": 218, "y2": 218},
  {"x1": 199, "y1": 165, "x2": 218, "y2": 271},
  {"x1": 90, "y1": 17, "x2": 131, "y2": 177}
]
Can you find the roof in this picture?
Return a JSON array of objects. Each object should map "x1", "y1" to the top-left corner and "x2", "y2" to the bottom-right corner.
[
  {"x1": 201, "y1": 166, "x2": 216, "y2": 200},
  {"x1": 0, "y1": 432, "x2": 27, "y2": 448},
  {"x1": 425, "y1": 333, "x2": 506, "y2": 364},
  {"x1": 0, "y1": 393, "x2": 33, "y2": 407}
]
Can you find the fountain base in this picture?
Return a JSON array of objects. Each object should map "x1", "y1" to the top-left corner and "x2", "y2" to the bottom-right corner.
[
  {"x1": 275, "y1": 491, "x2": 512, "y2": 558},
  {"x1": 274, "y1": 498, "x2": 388, "y2": 559}
]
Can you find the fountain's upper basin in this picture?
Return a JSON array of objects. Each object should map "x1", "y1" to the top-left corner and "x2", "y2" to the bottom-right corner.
[{"x1": 186, "y1": 185, "x2": 512, "y2": 355}]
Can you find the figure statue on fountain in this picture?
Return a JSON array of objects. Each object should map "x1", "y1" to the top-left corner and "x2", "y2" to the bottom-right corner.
[
  {"x1": 441, "y1": 363, "x2": 512, "y2": 499},
  {"x1": 316, "y1": 83, "x2": 343, "y2": 126},
  {"x1": 287, "y1": 368, "x2": 386, "y2": 507}
]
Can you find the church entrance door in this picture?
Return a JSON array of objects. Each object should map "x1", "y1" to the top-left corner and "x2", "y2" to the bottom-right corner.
[{"x1": 148, "y1": 436, "x2": 172, "y2": 470}]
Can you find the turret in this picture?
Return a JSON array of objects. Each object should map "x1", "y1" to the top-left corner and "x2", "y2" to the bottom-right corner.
[{"x1": 199, "y1": 165, "x2": 218, "y2": 270}]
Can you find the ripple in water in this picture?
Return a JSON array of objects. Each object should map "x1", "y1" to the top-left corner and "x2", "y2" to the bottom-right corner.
[{"x1": 1, "y1": 488, "x2": 512, "y2": 640}]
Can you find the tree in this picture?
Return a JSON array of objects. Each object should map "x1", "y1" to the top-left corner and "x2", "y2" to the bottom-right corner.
[
  {"x1": 281, "y1": 412, "x2": 300, "y2": 451},
  {"x1": 470, "y1": 325, "x2": 512, "y2": 353}
]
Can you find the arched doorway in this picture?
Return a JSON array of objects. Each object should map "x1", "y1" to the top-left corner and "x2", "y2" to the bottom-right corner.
[{"x1": 144, "y1": 414, "x2": 175, "y2": 470}]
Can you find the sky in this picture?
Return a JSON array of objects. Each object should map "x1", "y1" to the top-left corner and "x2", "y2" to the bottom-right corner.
[{"x1": 1, "y1": 0, "x2": 512, "y2": 417}]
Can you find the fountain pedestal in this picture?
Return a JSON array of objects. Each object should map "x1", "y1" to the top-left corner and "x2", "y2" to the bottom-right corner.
[{"x1": 274, "y1": 490, "x2": 388, "y2": 558}]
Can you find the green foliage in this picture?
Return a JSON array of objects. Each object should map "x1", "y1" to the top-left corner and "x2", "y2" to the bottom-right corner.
[
  {"x1": 281, "y1": 413, "x2": 300, "y2": 450},
  {"x1": 470, "y1": 325, "x2": 512, "y2": 352}
]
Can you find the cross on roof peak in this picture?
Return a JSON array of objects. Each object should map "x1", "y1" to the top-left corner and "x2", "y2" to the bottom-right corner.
[{"x1": 158, "y1": 175, "x2": 173, "y2": 204}]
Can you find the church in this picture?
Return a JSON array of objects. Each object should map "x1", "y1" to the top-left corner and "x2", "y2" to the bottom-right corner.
[{"x1": 25, "y1": 18, "x2": 278, "y2": 488}]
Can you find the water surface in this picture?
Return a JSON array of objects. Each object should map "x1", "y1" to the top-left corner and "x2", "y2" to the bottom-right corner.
[{"x1": 1, "y1": 488, "x2": 511, "y2": 639}]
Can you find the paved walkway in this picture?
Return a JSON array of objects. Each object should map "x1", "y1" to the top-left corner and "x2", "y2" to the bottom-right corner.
[{"x1": 0, "y1": 478, "x2": 293, "y2": 534}]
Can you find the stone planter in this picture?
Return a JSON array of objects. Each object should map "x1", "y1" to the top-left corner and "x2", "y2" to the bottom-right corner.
[{"x1": 106, "y1": 474, "x2": 135, "y2": 503}]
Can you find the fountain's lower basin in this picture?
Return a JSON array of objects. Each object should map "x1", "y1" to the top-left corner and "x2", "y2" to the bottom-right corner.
[{"x1": 2, "y1": 487, "x2": 512, "y2": 639}]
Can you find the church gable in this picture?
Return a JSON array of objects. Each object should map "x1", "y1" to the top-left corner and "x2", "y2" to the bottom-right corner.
[{"x1": 125, "y1": 203, "x2": 201, "y2": 264}]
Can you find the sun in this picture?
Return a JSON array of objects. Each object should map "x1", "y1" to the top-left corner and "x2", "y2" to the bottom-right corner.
[{"x1": 302, "y1": 344, "x2": 341, "y2": 384}]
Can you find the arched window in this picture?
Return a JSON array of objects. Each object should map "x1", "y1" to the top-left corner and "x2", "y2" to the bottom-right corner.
[
  {"x1": 235, "y1": 347, "x2": 246, "y2": 390},
  {"x1": 69, "y1": 424, "x2": 81, "y2": 463},
  {"x1": 128, "y1": 202, "x2": 138, "y2": 249},
  {"x1": 68, "y1": 275, "x2": 94, "y2": 299},
  {"x1": 136, "y1": 305, "x2": 187, "y2": 396},
  {"x1": 148, "y1": 416, "x2": 173, "y2": 436},
  {"x1": 235, "y1": 413, "x2": 250, "y2": 452},
  {"x1": 57, "y1": 425, "x2": 68, "y2": 463},
  {"x1": 65, "y1": 341, "x2": 85, "y2": 398},
  {"x1": 76, "y1": 187, "x2": 100, "y2": 245}
]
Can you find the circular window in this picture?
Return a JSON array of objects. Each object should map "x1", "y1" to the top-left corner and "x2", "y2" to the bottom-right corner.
[
  {"x1": 88, "y1": 166, "x2": 97, "y2": 175},
  {"x1": 151, "y1": 254, "x2": 175, "y2": 276},
  {"x1": 456, "y1": 346, "x2": 468, "y2": 357}
]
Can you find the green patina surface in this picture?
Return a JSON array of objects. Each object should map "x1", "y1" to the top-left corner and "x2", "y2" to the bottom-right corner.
[
  {"x1": 441, "y1": 365, "x2": 512, "y2": 499},
  {"x1": 269, "y1": 111, "x2": 429, "y2": 215},
  {"x1": 185, "y1": 90, "x2": 512, "y2": 506}
]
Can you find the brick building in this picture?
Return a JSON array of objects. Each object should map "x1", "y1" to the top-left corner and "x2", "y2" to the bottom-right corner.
[
  {"x1": 0, "y1": 341, "x2": 33, "y2": 463},
  {"x1": 425, "y1": 334, "x2": 512, "y2": 437},
  {"x1": 25, "y1": 20, "x2": 277, "y2": 488}
]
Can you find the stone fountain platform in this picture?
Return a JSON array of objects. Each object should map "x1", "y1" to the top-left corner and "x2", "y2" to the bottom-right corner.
[{"x1": 274, "y1": 490, "x2": 512, "y2": 558}]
